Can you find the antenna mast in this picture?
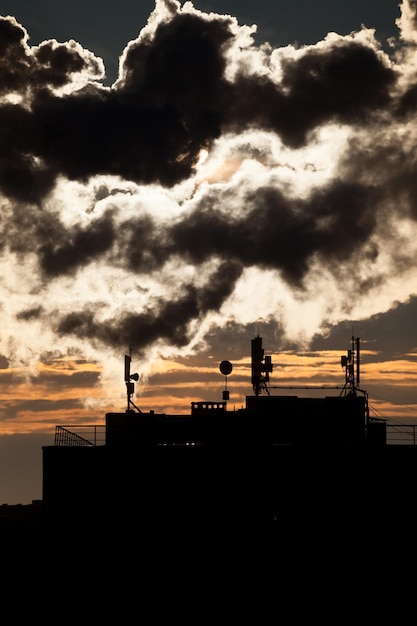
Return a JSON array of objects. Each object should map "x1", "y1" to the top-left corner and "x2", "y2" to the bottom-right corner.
[
  {"x1": 251, "y1": 335, "x2": 273, "y2": 396},
  {"x1": 124, "y1": 346, "x2": 142, "y2": 413},
  {"x1": 340, "y1": 336, "x2": 361, "y2": 396}
]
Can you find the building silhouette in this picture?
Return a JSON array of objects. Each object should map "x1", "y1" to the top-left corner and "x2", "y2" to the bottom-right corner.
[{"x1": 39, "y1": 335, "x2": 417, "y2": 540}]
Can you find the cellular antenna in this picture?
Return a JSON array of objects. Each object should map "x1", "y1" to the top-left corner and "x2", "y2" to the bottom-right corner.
[
  {"x1": 124, "y1": 346, "x2": 141, "y2": 413},
  {"x1": 340, "y1": 336, "x2": 361, "y2": 396},
  {"x1": 251, "y1": 335, "x2": 273, "y2": 396}
]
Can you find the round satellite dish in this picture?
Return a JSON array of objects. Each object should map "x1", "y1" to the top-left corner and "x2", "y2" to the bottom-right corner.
[{"x1": 219, "y1": 360, "x2": 233, "y2": 376}]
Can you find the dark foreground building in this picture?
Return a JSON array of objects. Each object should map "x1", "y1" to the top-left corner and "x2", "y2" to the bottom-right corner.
[{"x1": 41, "y1": 336, "x2": 417, "y2": 541}]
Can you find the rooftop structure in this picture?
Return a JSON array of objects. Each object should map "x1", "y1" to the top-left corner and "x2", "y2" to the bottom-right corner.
[{"x1": 41, "y1": 335, "x2": 417, "y2": 538}]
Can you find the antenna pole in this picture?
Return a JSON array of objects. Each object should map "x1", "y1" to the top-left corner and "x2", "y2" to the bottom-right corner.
[
  {"x1": 251, "y1": 335, "x2": 273, "y2": 396},
  {"x1": 124, "y1": 347, "x2": 142, "y2": 413},
  {"x1": 340, "y1": 336, "x2": 361, "y2": 397},
  {"x1": 356, "y1": 337, "x2": 360, "y2": 387}
]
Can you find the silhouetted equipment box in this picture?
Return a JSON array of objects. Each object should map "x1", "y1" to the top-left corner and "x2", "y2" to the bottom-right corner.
[
  {"x1": 245, "y1": 394, "x2": 366, "y2": 445},
  {"x1": 367, "y1": 419, "x2": 387, "y2": 445},
  {"x1": 106, "y1": 411, "x2": 195, "y2": 447},
  {"x1": 104, "y1": 394, "x2": 367, "y2": 447}
]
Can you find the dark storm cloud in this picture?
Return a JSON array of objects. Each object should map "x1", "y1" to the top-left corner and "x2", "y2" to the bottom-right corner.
[
  {"x1": 0, "y1": 8, "x2": 397, "y2": 201},
  {"x1": 56, "y1": 261, "x2": 242, "y2": 352},
  {"x1": 4, "y1": 199, "x2": 117, "y2": 276},
  {"x1": 23, "y1": 176, "x2": 377, "y2": 287},
  {"x1": 0, "y1": 103, "x2": 57, "y2": 203},
  {"x1": 0, "y1": 16, "x2": 103, "y2": 94},
  {"x1": 171, "y1": 182, "x2": 378, "y2": 284},
  {"x1": 0, "y1": 11, "x2": 233, "y2": 200},
  {"x1": 38, "y1": 210, "x2": 116, "y2": 276},
  {"x1": 227, "y1": 40, "x2": 396, "y2": 147},
  {"x1": 39, "y1": 178, "x2": 380, "y2": 353},
  {"x1": 1, "y1": 1, "x2": 416, "y2": 359}
]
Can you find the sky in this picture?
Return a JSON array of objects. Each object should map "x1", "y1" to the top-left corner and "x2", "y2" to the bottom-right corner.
[{"x1": 0, "y1": 0, "x2": 416, "y2": 504}]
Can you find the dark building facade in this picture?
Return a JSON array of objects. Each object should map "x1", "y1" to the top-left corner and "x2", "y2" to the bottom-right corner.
[{"x1": 42, "y1": 335, "x2": 406, "y2": 538}]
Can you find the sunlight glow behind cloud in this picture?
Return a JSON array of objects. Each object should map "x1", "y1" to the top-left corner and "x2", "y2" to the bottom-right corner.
[{"x1": 0, "y1": 0, "x2": 416, "y2": 429}]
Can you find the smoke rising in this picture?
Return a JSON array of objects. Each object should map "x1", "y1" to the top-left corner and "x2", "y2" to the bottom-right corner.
[{"x1": 1, "y1": 1, "x2": 416, "y2": 378}]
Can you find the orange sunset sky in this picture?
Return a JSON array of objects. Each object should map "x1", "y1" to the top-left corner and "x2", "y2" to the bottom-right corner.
[{"x1": 0, "y1": 0, "x2": 416, "y2": 504}]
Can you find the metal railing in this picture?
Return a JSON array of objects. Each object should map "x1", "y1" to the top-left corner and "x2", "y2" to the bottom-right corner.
[
  {"x1": 386, "y1": 424, "x2": 417, "y2": 446},
  {"x1": 53, "y1": 423, "x2": 417, "y2": 447},
  {"x1": 54, "y1": 425, "x2": 106, "y2": 447}
]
